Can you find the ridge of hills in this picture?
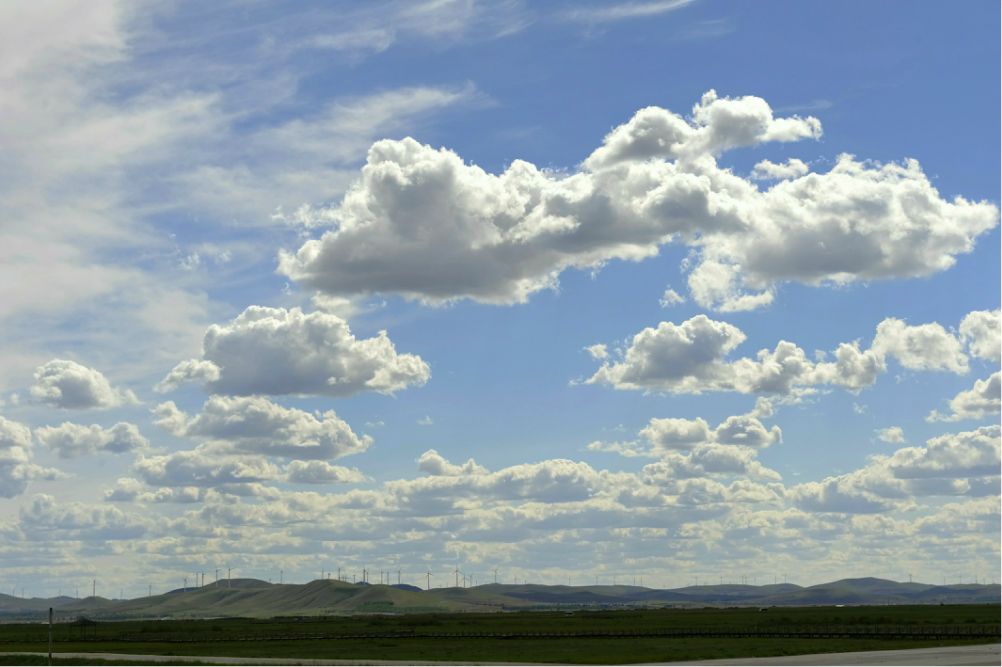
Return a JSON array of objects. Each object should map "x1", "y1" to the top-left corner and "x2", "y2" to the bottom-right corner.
[{"x1": 0, "y1": 577, "x2": 996, "y2": 621}]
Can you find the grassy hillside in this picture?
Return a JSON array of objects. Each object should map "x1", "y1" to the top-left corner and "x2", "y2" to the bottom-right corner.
[{"x1": 1, "y1": 577, "x2": 997, "y2": 621}]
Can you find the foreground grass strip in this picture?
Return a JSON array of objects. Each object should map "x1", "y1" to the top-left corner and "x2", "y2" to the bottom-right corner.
[
  {"x1": 0, "y1": 656, "x2": 220, "y2": 666},
  {"x1": 0, "y1": 605, "x2": 997, "y2": 664}
]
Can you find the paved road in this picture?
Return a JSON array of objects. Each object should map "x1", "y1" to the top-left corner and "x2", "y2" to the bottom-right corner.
[
  {"x1": 663, "y1": 643, "x2": 1001, "y2": 665},
  {"x1": 2, "y1": 644, "x2": 999, "y2": 665}
]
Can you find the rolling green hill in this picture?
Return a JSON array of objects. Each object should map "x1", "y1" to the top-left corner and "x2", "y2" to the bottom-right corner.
[{"x1": 1, "y1": 577, "x2": 996, "y2": 621}]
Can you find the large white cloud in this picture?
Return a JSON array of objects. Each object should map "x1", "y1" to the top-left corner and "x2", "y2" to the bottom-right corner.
[
  {"x1": 927, "y1": 372, "x2": 1001, "y2": 422},
  {"x1": 134, "y1": 446, "x2": 280, "y2": 488},
  {"x1": 391, "y1": 454, "x2": 630, "y2": 505},
  {"x1": 790, "y1": 425, "x2": 1000, "y2": 513},
  {"x1": 30, "y1": 359, "x2": 137, "y2": 409},
  {"x1": 602, "y1": 410, "x2": 782, "y2": 455},
  {"x1": 871, "y1": 318, "x2": 968, "y2": 374},
  {"x1": 157, "y1": 306, "x2": 430, "y2": 397},
  {"x1": 582, "y1": 92, "x2": 821, "y2": 169},
  {"x1": 640, "y1": 447, "x2": 782, "y2": 484},
  {"x1": 587, "y1": 313, "x2": 969, "y2": 396},
  {"x1": 959, "y1": 309, "x2": 1001, "y2": 364},
  {"x1": 154, "y1": 395, "x2": 371, "y2": 461},
  {"x1": 278, "y1": 91, "x2": 997, "y2": 310},
  {"x1": 20, "y1": 493, "x2": 147, "y2": 541},
  {"x1": 285, "y1": 460, "x2": 367, "y2": 484},
  {"x1": 588, "y1": 405, "x2": 782, "y2": 485},
  {"x1": 886, "y1": 425, "x2": 1001, "y2": 480},
  {"x1": 0, "y1": 416, "x2": 64, "y2": 498},
  {"x1": 35, "y1": 421, "x2": 148, "y2": 459}
]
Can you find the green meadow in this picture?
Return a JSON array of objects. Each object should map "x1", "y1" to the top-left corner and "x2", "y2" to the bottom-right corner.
[{"x1": 0, "y1": 604, "x2": 997, "y2": 664}]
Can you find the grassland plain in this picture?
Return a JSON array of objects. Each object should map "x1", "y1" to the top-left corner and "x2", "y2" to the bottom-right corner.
[{"x1": 0, "y1": 605, "x2": 998, "y2": 664}]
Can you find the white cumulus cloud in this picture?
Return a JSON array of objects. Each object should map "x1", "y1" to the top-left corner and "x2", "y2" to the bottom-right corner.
[
  {"x1": 135, "y1": 447, "x2": 280, "y2": 488},
  {"x1": 751, "y1": 158, "x2": 809, "y2": 180},
  {"x1": 959, "y1": 309, "x2": 1001, "y2": 364},
  {"x1": 30, "y1": 359, "x2": 137, "y2": 409},
  {"x1": 871, "y1": 318, "x2": 968, "y2": 374},
  {"x1": 285, "y1": 460, "x2": 367, "y2": 484},
  {"x1": 418, "y1": 449, "x2": 488, "y2": 476},
  {"x1": 35, "y1": 421, "x2": 148, "y2": 458},
  {"x1": 876, "y1": 426, "x2": 906, "y2": 444},
  {"x1": 157, "y1": 306, "x2": 430, "y2": 397},
  {"x1": 587, "y1": 313, "x2": 971, "y2": 396},
  {"x1": 277, "y1": 91, "x2": 997, "y2": 311},
  {"x1": 659, "y1": 286, "x2": 686, "y2": 307},
  {"x1": 0, "y1": 416, "x2": 65, "y2": 498},
  {"x1": 790, "y1": 425, "x2": 1000, "y2": 514},
  {"x1": 154, "y1": 395, "x2": 371, "y2": 461},
  {"x1": 927, "y1": 371, "x2": 1001, "y2": 422}
]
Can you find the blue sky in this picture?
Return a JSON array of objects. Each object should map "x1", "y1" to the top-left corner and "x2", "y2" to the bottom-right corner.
[{"x1": 0, "y1": 0, "x2": 999, "y2": 596}]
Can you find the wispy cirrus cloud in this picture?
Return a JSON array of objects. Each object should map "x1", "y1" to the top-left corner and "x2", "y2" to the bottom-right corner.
[{"x1": 560, "y1": 0, "x2": 696, "y2": 24}]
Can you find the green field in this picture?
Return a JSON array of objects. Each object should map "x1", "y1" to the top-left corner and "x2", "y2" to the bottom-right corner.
[{"x1": 0, "y1": 604, "x2": 997, "y2": 664}]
